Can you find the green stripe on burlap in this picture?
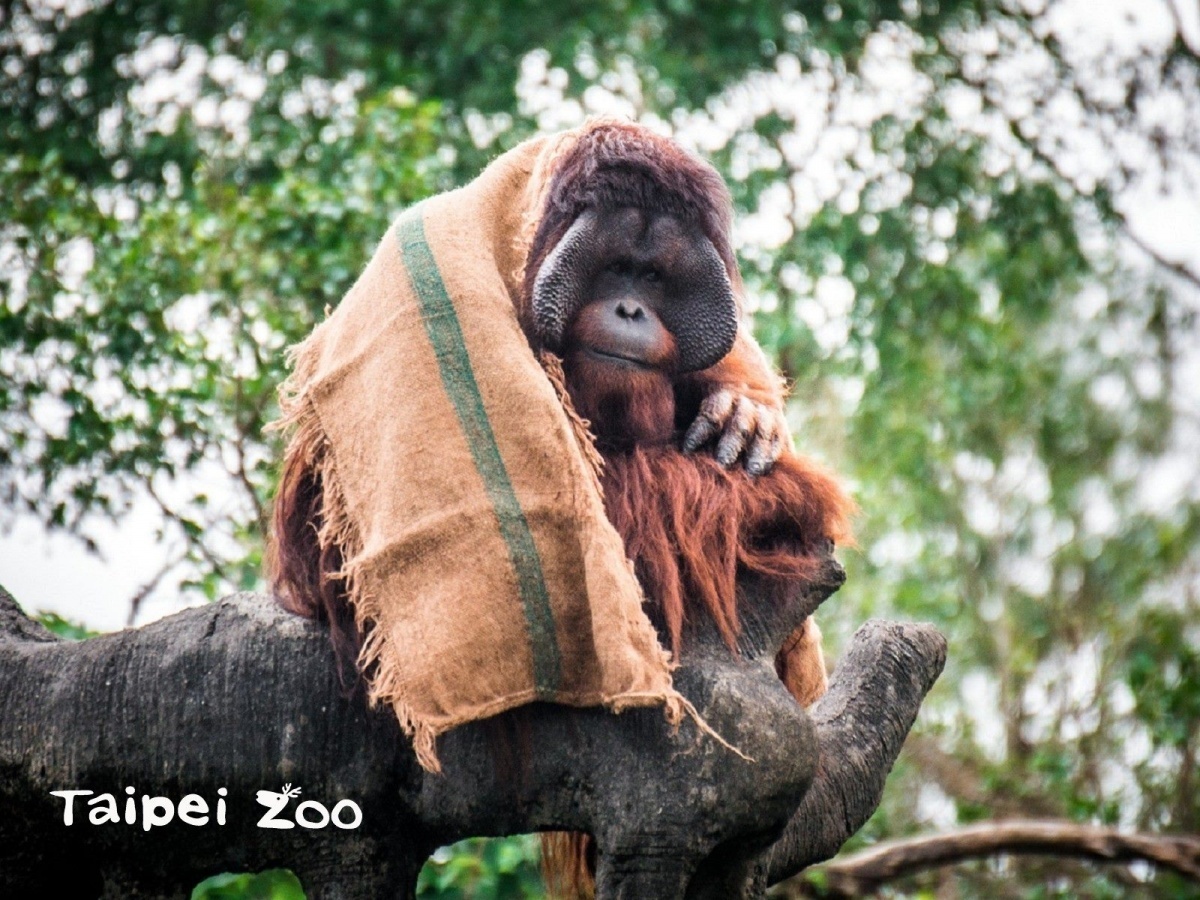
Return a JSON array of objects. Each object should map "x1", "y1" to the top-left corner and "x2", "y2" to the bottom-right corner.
[{"x1": 395, "y1": 207, "x2": 562, "y2": 696}]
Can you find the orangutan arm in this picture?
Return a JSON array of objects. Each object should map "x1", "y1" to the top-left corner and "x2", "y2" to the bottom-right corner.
[{"x1": 681, "y1": 327, "x2": 792, "y2": 475}]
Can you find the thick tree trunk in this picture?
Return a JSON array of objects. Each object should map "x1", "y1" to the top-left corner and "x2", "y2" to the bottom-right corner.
[{"x1": 0, "y1": 558, "x2": 945, "y2": 899}]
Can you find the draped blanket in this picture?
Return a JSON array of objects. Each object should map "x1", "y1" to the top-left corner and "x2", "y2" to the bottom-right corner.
[{"x1": 275, "y1": 127, "x2": 688, "y2": 771}]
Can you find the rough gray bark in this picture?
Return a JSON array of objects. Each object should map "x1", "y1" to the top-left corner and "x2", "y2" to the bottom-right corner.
[
  {"x1": 0, "y1": 557, "x2": 945, "y2": 899},
  {"x1": 761, "y1": 620, "x2": 951, "y2": 888}
]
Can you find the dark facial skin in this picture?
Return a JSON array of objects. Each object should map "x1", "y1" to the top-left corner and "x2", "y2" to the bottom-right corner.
[
  {"x1": 562, "y1": 251, "x2": 680, "y2": 450},
  {"x1": 531, "y1": 206, "x2": 737, "y2": 373},
  {"x1": 569, "y1": 262, "x2": 676, "y2": 372},
  {"x1": 543, "y1": 205, "x2": 787, "y2": 472}
]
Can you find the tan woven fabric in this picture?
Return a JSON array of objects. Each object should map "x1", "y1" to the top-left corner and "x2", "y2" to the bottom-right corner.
[{"x1": 275, "y1": 127, "x2": 688, "y2": 771}]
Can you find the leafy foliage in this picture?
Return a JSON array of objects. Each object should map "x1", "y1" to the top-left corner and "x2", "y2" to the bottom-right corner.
[
  {"x1": 33, "y1": 610, "x2": 97, "y2": 640},
  {"x1": 191, "y1": 869, "x2": 305, "y2": 900},
  {"x1": 417, "y1": 836, "x2": 544, "y2": 898}
]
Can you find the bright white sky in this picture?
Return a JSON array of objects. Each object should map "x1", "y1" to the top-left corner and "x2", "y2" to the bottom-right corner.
[{"x1": 2, "y1": 0, "x2": 1198, "y2": 634}]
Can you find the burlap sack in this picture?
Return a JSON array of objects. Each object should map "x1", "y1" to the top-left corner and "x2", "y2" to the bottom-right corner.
[{"x1": 276, "y1": 126, "x2": 692, "y2": 771}]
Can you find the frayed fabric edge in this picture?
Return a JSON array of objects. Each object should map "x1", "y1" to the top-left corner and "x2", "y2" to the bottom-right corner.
[{"x1": 372, "y1": 685, "x2": 751, "y2": 775}]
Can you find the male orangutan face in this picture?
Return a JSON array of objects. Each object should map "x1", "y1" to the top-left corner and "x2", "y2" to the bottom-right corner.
[{"x1": 529, "y1": 202, "x2": 785, "y2": 471}]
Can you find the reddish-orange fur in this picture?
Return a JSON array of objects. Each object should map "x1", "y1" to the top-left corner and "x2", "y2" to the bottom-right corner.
[
  {"x1": 267, "y1": 414, "x2": 360, "y2": 687},
  {"x1": 604, "y1": 447, "x2": 850, "y2": 658}
]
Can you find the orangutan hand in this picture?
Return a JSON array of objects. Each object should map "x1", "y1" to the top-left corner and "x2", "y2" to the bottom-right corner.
[{"x1": 682, "y1": 389, "x2": 791, "y2": 476}]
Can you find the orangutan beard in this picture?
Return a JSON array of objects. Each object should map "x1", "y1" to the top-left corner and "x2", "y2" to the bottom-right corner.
[{"x1": 563, "y1": 350, "x2": 677, "y2": 451}]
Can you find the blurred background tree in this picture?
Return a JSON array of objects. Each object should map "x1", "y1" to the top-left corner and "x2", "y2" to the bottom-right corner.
[{"x1": 2, "y1": 0, "x2": 1198, "y2": 896}]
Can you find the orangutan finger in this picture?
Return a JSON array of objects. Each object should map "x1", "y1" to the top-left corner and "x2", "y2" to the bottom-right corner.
[
  {"x1": 683, "y1": 389, "x2": 736, "y2": 453},
  {"x1": 745, "y1": 409, "x2": 780, "y2": 476},
  {"x1": 715, "y1": 397, "x2": 756, "y2": 468},
  {"x1": 767, "y1": 409, "x2": 790, "y2": 460}
]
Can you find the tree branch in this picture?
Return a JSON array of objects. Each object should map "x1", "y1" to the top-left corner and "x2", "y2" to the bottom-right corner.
[
  {"x1": 125, "y1": 549, "x2": 187, "y2": 626},
  {"x1": 760, "y1": 621, "x2": 948, "y2": 886},
  {"x1": 774, "y1": 819, "x2": 1200, "y2": 897},
  {"x1": 1120, "y1": 223, "x2": 1200, "y2": 293},
  {"x1": 1165, "y1": 0, "x2": 1200, "y2": 61},
  {"x1": 955, "y1": 6, "x2": 1200, "y2": 294},
  {"x1": 0, "y1": 574, "x2": 944, "y2": 899}
]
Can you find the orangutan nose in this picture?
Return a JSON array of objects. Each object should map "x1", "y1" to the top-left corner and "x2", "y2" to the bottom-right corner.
[{"x1": 615, "y1": 300, "x2": 646, "y2": 322}]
